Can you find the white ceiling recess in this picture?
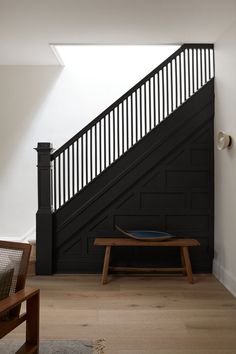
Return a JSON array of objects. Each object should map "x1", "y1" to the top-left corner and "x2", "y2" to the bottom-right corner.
[{"x1": 0, "y1": 0, "x2": 236, "y2": 65}]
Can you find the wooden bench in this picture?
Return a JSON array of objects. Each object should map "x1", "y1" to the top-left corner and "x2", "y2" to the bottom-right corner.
[{"x1": 94, "y1": 238, "x2": 200, "y2": 284}]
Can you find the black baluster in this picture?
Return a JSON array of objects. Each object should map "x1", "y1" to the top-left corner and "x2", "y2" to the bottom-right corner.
[
  {"x1": 140, "y1": 87, "x2": 142, "y2": 137},
  {"x1": 188, "y1": 49, "x2": 191, "y2": 97},
  {"x1": 67, "y1": 147, "x2": 70, "y2": 199},
  {"x1": 157, "y1": 73, "x2": 160, "y2": 124},
  {"x1": 149, "y1": 79, "x2": 152, "y2": 129},
  {"x1": 113, "y1": 110, "x2": 115, "y2": 162},
  {"x1": 183, "y1": 50, "x2": 187, "y2": 101},
  {"x1": 117, "y1": 106, "x2": 120, "y2": 157},
  {"x1": 170, "y1": 62, "x2": 173, "y2": 113},
  {"x1": 81, "y1": 135, "x2": 84, "y2": 188},
  {"x1": 162, "y1": 69, "x2": 165, "y2": 119},
  {"x1": 192, "y1": 49, "x2": 195, "y2": 93},
  {"x1": 108, "y1": 113, "x2": 111, "y2": 165},
  {"x1": 99, "y1": 120, "x2": 102, "y2": 172},
  {"x1": 63, "y1": 150, "x2": 65, "y2": 202},
  {"x1": 135, "y1": 90, "x2": 138, "y2": 142},
  {"x1": 121, "y1": 101, "x2": 125, "y2": 154},
  {"x1": 104, "y1": 117, "x2": 106, "y2": 169},
  {"x1": 213, "y1": 48, "x2": 215, "y2": 77},
  {"x1": 166, "y1": 65, "x2": 169, "y2": 115},
  {"x1": 144, "y1": 83, "x2": 147, "y2": 133},
  {"x1": 76, "y1": 139, "x2": 79, "y2": 191},
  {"x1": 58, "y1": 154, "x2": 61, "y2": 207},
  {"x1": 131, "y1": 94, "x2": 134, "y2": 145},
  {"x1": 90, "y1": 129, "x2": 93, "y2": 180},
  {"x1": 72, "y1": 143, "x2": 75, "y2": 196},
  {"x1": 122, "y1": 102, "x2": 124, "y2": 154},
  {"x1": 53, "y1": 157, "x2": 57, "y2": 210},
  {"x1": 208, "y1": 49, "x2": 211, "y2": 80},
  {"x1": 200, "y1": 49, "x2": 203, "y2": 87},
  {"x1": 153, "y1": 75, "x2": 157, "y2": 125},
  {"x1": 196, "y1": 49, "x2": 199, "y2": 90},
  {"x1": 126, "y1": 98, "x2": 129, "y2": 149},
  {"x1": 95, "y1": 125, "x2": 97, "y2": 177},
  {"x1": 175, "y1": 59, "x2": 178, "y2": 109},
  {"x1": 179, "y1": 55, "x2": 182, "y2": 105},
  {"x1": 86, "y1": 131, "x2": 89, "y2": 184}
]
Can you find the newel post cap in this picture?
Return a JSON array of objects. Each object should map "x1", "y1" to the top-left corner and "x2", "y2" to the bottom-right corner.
[{"x1": 34, "y1": 142, "x2": 54, "y2": 152}]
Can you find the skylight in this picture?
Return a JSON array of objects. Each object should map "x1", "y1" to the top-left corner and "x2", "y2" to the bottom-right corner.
[{"x1": 52, "y1": 45, "x2": 180, "y2": 68}]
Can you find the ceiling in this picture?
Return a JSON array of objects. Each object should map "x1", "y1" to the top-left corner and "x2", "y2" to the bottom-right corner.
[{"x1": 0, "y1": 0, "x2": 236, "y2": 65}]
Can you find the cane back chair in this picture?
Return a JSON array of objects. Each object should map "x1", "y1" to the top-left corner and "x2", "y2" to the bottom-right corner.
[{"x1": 0, "y1": 240, "x2": 39, "y2": 353}]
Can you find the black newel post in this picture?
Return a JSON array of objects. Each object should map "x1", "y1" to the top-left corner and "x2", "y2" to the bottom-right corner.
[{"x1": 35, "y1": 142, "x2": 54, "y2": 275}]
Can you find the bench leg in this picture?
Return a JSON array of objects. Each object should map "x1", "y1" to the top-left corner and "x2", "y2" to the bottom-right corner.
[
  {"x1": 102, "y1": 246, "x2": 111, "y2": 285},
  {"x1": 182, "y1": 246, "x2": 194, "y2": 284},
  {"x1": 180, "y1": 247, "x2": 186, "y2": 275}
]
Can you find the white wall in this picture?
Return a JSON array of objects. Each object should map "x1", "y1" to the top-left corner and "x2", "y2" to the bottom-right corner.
[
  {"x1": 0, "y1": 46, "x2": 177, "y2": 241},
  {"x1": 0, "y1": 66, "x2": 61, "y2": 240},
  {"x1": 214, "y1": 20, "x2": 236, "y2": 297}
]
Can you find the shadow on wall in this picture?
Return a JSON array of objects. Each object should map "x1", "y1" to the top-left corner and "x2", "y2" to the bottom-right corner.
[{"x1": 0, "y1": 66, "x2": 63, "y2": 173}]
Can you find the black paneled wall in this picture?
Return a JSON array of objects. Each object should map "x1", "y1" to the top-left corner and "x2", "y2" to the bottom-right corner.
[{"x1": 54, "y1": 80, "x2": 214, "y2": 273}]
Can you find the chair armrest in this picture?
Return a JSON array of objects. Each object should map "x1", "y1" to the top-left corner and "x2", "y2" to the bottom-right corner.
[{"x1": 0, "y1": 287, "x2": 39, "y2": 316}]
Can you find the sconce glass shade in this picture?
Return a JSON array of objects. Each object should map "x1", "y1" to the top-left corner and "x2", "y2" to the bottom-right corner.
[{"x1": 216, "y1": 131, "x2": 232, "y2": 150}]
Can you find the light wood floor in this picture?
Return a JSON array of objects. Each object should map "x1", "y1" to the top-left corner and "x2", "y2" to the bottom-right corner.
[{"x1": 5, "y1": 274, "x2": 236, "y2": 354}]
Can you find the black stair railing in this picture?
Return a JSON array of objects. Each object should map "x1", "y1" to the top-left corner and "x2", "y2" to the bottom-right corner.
[{"x1": 48, "y1": 44, "x2": 214, "y2": 211}]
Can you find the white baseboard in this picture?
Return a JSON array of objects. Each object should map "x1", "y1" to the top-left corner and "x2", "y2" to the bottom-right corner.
[
  {"x1": 0, "y1": 226, "x2": 36, "y2": 243},
  {"x1": 213, "y1": 259, "x2": 236, "y2": 298},
  {"x1": 0, "y1": 236, "x2": 22, "y2": 241},
  {"x1": 21, "y1": 226, "x2": 36, "y2": 243}
]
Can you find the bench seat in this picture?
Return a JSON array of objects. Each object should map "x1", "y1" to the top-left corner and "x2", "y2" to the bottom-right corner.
[{"x1": 94, "y1": 237, "x2": 200, "y2": 284}]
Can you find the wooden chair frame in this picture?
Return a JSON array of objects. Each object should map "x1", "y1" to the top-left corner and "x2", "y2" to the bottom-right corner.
[{"x1": 0, "y1": 241, "x2": 39, "y2": 354}]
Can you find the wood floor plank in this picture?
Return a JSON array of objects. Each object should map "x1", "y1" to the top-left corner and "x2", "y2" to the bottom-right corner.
[{"x1": 4, "y1": 274, "x2": 236, "y2": 354}]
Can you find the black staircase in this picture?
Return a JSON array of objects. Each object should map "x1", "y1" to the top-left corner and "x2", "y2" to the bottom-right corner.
[{"x1": 36, "y1": 44, "x2": 214, "y2": 275}]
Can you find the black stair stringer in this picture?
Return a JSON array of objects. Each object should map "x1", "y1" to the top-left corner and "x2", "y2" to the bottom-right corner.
[{"x1": 54, "y1": 79, "x2": 214, "y2": 273}]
